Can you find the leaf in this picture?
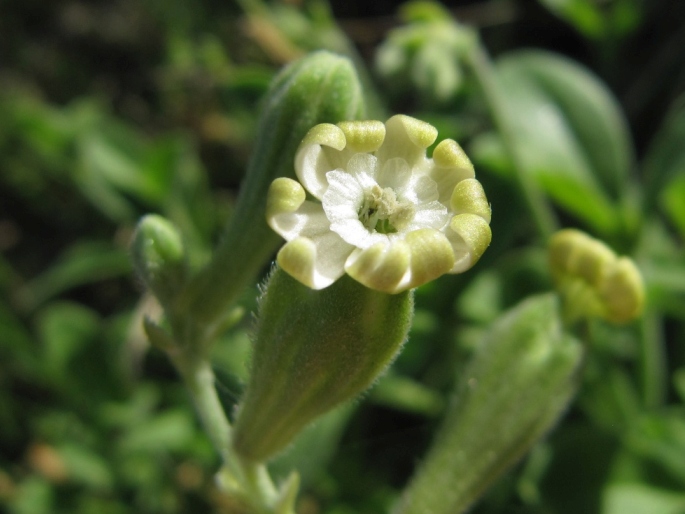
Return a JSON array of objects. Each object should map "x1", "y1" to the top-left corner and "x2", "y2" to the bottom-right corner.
[
  {"x1": 472, "y1": 50, "x2": 634, "y2": 235},
  {"x1": 661, "y1": 174, "x2": 685, "y2": 239},
  {"x1": 538, "y1": 0, "x2": 605, "y2": 37},
  {"x1": 603, "y1": 483, "x2": 685, "y2": 514},
  {"x1": 58, "y1": 443, "x2": 114, "y2": 490},
  {"x1": 18, "y1": 242, "x2": 131, "y2": 312},
  {"x1": 35, "y1": 302, "x2": 100, "y2": 379},
  {"x1": 643, "y1": 95, "x2": 685, "y2": 216},
  {"x1": 118, "y1": 410, "x2": 195, "y2": 454},
  {"x1": 537, "y1": 0, "x2": 642, "y2": 39}
]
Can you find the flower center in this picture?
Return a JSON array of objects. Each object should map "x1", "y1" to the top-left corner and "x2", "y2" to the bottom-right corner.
[{"x1": 358, "y1": 184, "x2": 415, "y2": 234}]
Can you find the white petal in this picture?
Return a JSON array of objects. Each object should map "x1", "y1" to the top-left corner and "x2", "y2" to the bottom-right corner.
[
  {"x1": 322, "y1": 170, "x2": 364, "y2": 223},
  {"x1": 270, "y1": 201, "x2": 330, "y2": 241},
  {"x1": 407, "y1": 201, "x2": 450, "y2": 231},
  {"x1": 308, "y1": 231, "x2": 355, "y2": 288},
  {"x1": 295, "y1": 144, "x2": 333, "y2": 200},
  {"x1": 375, "y1": 157, "x2": 411, "y2": 191},
  {"x1": 346, "y1": 153, "x2": 380, "y2": 189},
  {"x1": 400, "y1": 174, "x2": 440, "y2": 205},
  {"x1": 330, "y1": 219, "x2": 389, "y2": 248}
]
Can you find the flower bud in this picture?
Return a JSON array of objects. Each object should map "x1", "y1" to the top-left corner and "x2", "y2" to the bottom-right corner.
[
  {"x1": 131, "y1": 215, "x2": 187, "y2": 306},
  {"x1": 395, "y1": 294, "x2": 583, "y2": 514},
  {"x1": 232, "y1": 266, "x2": 413, "y2": 462},
  {"x1": 184, "y1": 51, "x2": 366, "y2": 327},
  {"x1": 549, "y1": 229, "x2": 644, "y2": 324}
]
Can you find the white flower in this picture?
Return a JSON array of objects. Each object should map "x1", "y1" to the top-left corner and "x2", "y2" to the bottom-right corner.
[{"x1": 266, "y1": 115, "x2": 492, "y2": 293}]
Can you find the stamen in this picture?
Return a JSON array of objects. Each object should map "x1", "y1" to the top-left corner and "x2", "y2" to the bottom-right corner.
[{"x1": 358, "y1": 185, "x2": 415, "y2": 234}]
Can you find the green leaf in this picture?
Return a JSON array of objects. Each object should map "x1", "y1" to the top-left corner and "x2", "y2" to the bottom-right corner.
[
  {"x1": 119, "y1": 409, "x2": 195, "y2": 454},
  {"x1": 661, "y1": 174, "x2": 685, "y2": 238},
  {"x1": 537, "y1": 0, "x2": 605, "y2": 37},
  {"x1": 643, "y1": 95, "x2": 685, "y2": 215},
  {"x1": 472, "y1": 50, "x2": 633, "y2": 234},
  {"x1": 537, "y1": 0, "x2": 641, "y2": 39},
  {"x1": 18, "y1": 242, "x2": 131, "y2": 311},
  {"x1": 8, "y1": 476, "x2": 53, "y2": 514},
  {"x1": 35, "y1": 302, "x2": 100, "y2": 379},
  {"x1": 603, "y1": 483, "x2": 685, "y2": 514},
  {"x1": 58, "y1": 443, "x2": 114, "y2": 490}
]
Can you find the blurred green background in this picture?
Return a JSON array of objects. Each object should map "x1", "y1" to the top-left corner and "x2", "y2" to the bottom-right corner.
[{"x1": 1, "y1": 1, "x2": 684, "y2": 513}]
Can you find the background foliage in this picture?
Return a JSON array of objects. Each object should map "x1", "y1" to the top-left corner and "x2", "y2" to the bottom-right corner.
[{"x1": 1, "y1": 0, "x2": 684, "y2": 513}]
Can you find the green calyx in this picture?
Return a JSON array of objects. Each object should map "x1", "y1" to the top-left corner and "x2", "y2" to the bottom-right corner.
[
  {"x1": 396, "y1": 294, "x2": 584, "y2": 514},
  {"x1": 130, "y1": 214, "x2": 187, "y2": 307},
  {"x1": 233, "y1": 266, "x2": 413, "y2": 462}
]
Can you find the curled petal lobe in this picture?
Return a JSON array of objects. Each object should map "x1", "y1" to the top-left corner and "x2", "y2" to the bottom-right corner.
[
  {"x1": 447, "y1": 214, "x2": 492, "y2": 273},
  {"x1": 433, "y1": 139, "x2": 474, "y2": 171},
  {"x1": 345, "y1": 241, "x2": 411, "y2": 294},
  {"x1": 450, "y1": 179, "x2": 491, "y2": 223},
  {"x1": 376, "y1": 115, "x2": 437, "y2": 168},
  {"x1": 267, "y1": 177, "x2": 306, "y2": 220},
  {"x1": 268, "y1": 201, "x2": 330, "y2": 242},
  {"x1": 277, "y1": 233, "x2": 351, "y2": 290},
  {"x1": 403, "y1": 229, "x2": 455, "y2": 290},
  {"x1": 431, "y1": 139, "x2": 476, "y2": 204},
  {"x1": 337, "y1": 120, "x2": 385, "y2": 153},
  {"x1": 295, "y1": 123, "x2": 346, "y2": 199}
]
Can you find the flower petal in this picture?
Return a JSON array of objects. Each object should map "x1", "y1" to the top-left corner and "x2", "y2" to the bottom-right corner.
[
  {"x1": 269, "y1": 201, "x2": 330, "y2": 242},
  {"x1": 407, "y1": 200, "x2": 450, "y2": 231},
  {"x1": 337, "y1": 120, "x2": 386, "y2": 153},
  {"x1": 429, "y1": 139, "x2": 476, "y2": 204},
  {"x1": 322, "y1": 169, "x2": 365, "y2": 223},
  {"x1": 401, "y1": 228, "x2": 455, "y2": 291},
  {"x1": 375, "y1": 115, "x2": 437, "y2": 168},
  {"x1": 450, "y1": 178, "x2": 491, "y2": 223},
  {"x1": 266, "y1": 177, "x2": 306, "y2": 220},
  {"x1": 345, "y1": 152, "x2": 380, "y2": 187},
  {"x1": 277, "y1": 233, "x2": 353, "y2": 290},
  {"x1": 376, "y1": 157, "x2": 412, "y2": 191},
  {"x1": 445, "y1": 214, "x2": 492, "y2": 273},
  {"x1": 295, "y1": 123, "x2": 346, "y2": 199},
  {"x1": 345, "y1": 240, "x2": 411, "y2": 294},
  {"x1": 401, "y1": 174, "x2": 439, "y2": 205}
]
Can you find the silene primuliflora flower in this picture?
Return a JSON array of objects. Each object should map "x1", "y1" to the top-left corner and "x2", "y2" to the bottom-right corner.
[{"x1": 266, "y1": 115, "x2": 492, "y2": 293}]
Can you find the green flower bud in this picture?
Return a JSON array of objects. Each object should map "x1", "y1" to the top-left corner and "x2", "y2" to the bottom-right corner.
[
  {"x1": 233, "y1": 266, "x2": 413, "y2": 462},
  {"x1": 184, "y1": 51, "x2": 366, "y2": 328},
  {"x1": 396, "y1": 294, "x2": 583, "y2": 514},
  {"x1": 375, "y1": 3, "x2": 476, "y2": 104},
  {"x1": 549, "y1": 229, "x2": 644, "y2": 324},
  {"x1": 131, "y1": 215, "x2": 187, "y2": 306}
]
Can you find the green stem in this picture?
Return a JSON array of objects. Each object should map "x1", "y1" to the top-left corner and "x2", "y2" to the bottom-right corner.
[
  {"x1": 465, "y1": 42, "x2": 558, "y2": 241},
  {"x1": 638, "y1": 310, "x2": 666, "y2": 409},
  {"x1": 173, "y1": 354, "x2": 278, "y2": 512}
]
